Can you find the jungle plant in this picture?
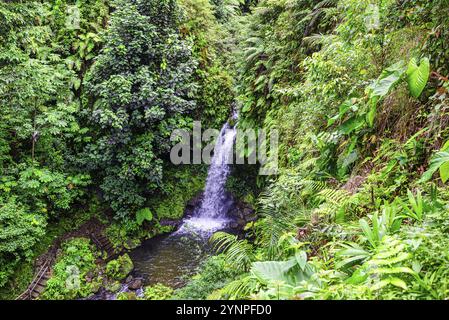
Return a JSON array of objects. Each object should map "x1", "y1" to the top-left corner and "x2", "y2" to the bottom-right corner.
[
  {"x1": 419, "y1": 141, "x2": 449, "y2": 183},
  {"x1": 210, "y1": 232, "x2": 255, "y2": 272},
  {"x1": 143, "y1": 283, "x2": 173, "y2": 300},
  {"x1": 42, "y1": 238, "x2": 100, "y2": 300}
]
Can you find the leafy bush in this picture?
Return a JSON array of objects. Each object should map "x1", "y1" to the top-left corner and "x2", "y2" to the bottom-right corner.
[
  {"x1": 42, "y1": 238, "x2": 100, "y2": 300},
  {"x1": 174, "y1": 255, "x2": 241, "y2": 300},
  {"x1": 143, "y1": 283, "x2": 174, "y2": 300},
  {"x1": 0, "y1": 198, "x2": 46, "y2": 287},
  {"x1": 83, "y1": 0, "x2": 198, "y2": 220},
  {"x1": 105, "y1": 254, "x2": 134, "y2": 281}
]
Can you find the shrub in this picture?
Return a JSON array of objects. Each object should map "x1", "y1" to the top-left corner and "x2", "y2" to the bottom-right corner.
[
  {"x1": 42, "y1": 238, "x2": 100, "y2": 300},
  {"x1": 143, "y1": 283, "x2": 173, "y2": 300},
  {"x1": 0, "y1": 198, "x2": 46, "y2": 287},
  {"x1": 174, "y1": 255, "x2": 240, "y2": 300}
]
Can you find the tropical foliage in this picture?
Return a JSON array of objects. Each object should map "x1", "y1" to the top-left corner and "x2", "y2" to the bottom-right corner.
[
  {"x1": 2, "y1": 0, "x2": 449, "y2": 301},
  {"x1": 182, "y1": 0, "x2": 449, "y2": 301}
]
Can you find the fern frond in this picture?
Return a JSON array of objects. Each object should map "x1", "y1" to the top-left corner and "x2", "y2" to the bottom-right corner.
[
  {"x1": 317, "y1": 188, "x2": 351, "y2": 206},
  {"x1": 210, "y1": 232, "x2": 254, "y2": 271},
  {"x1": 213, "y1": 275, "x2": 258, "y2": 300}
]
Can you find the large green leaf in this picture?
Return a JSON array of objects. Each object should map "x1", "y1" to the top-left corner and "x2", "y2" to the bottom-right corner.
[
  {"x1": 251, "y1": 260, "x2": 296, "y2": 285},
  {"x1": 369, "y1": 73, "x2": 402, "y2": 98},
  {"x1": 251, "y1": 258, "x2": 314, "y2": 286},
  {"x1": 327, "y1": 98, "x2": 358, "y2": 127},
  {"x1": 406, "y1": 57, "x2": 430, "y2": 98},
  {"x1": 365, "y1": 61, "x2": 405, "y2": 127},
  {"x1": 367, "y1": 61, "x2": 405, "y2": 99},
  {"x1": 339, "y1": 115, "x2": 365, "y2": 135},
  {"x1": 419, "y1": 151, "x2": 449, "y2": 183},
  {"x1": 136, "y1": 207, "x2": 153, "y2": 225}
]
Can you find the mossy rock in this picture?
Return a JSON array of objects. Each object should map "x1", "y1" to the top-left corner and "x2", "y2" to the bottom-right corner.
[
  {"x1": 105, "y1": 254, "x2": 134, "y2": 281},
  {"x1": 116, "y1": 291, "x2": 138, "y2": 300},
  {"x1": 105, "y1": 280, "x2": 122, "y2": 293},
  {"x1": 124, "y1": 238, "x2": 141, "y2": 250}
]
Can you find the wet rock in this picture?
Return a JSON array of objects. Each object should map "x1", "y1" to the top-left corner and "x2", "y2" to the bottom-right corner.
[
  {"x1": 116, "y1": 291, "x2": 138, "y2": 300},
  {"x1": 243, "y1": 207, "x2": 254, "y2": 216},
  {"x1": 105, "y1": 281, "x2": 122, "y2": 293},
  {"x1": 187, "y1": 192, "x2": 204, "y2": 208},
  {"x1": 86, "y1": 271, "x2": 94, "y2": 283},
  {"x1": 124, "y1": 239, "x2": 141, "y2": 250},
  {"x1": 159, "y1": 219, "x2": 182, "y2": 230},
  {"x1": 184, "y1": 192, "x2": 204, "y2": 217},
  {"x1": 230, "y1": 222, "x2": 239, "y2": 229},
  {"x1": 245, "y1": 214, "x2": 257, "y2": 223},
  {"x1": 128, "y1": 278, "x2": 143, "y2": 290},
  {"x1": 105, "y1": 253, "x2": 134, "y2": 281},
  {"x1": 237, "y1": 218, "x2": 246, "y2": 228},
  {"x1": 225, "y1": 195, "x2": 256, "y2": 229}
]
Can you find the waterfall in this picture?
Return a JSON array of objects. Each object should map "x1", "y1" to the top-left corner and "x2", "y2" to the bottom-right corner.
[
  {"x1": 198, "y1": 123, "x2": 236, "y2": 218},
  {"x1": 178, "y1": 118, "x2": 237, "y2": 233}
]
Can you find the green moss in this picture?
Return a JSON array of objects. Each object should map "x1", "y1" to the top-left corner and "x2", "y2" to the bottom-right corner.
[
  {"x1": 105, "y1": 281, "x2": 122, "y2": 293},
  {"x1": 116, "y1": 291, "x2": 138, "y2": 300},
  {"x1": 105, "y1": 254, "x2": 134, "y2": 281}
]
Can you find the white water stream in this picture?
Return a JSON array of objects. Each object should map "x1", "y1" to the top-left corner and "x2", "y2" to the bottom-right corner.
[{"x1": 178, "y1": 120, "x2": 236, "y2": 233}]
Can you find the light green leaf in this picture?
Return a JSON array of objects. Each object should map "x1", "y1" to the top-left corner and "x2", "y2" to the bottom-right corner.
[
  {"x1": 406, "y1": 57, "x2": 430, "y2": 98},
  {"x1": 420, "y1": 151, "x2": 449, "y2": 183},
  {"x1": 295, "y1": 251, "x2": 307, "y2": 270},
  {"x1": 439, "y1": 160, "x2": 449, "y2": 183},
  {"x1": 136, "y1": 208, "x2": 153, "y2": 225}
]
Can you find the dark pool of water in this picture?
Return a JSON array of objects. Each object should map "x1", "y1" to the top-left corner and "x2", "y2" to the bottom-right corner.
[{"x1": 128, "y1": 230, "x2": 213, "y2": 288}]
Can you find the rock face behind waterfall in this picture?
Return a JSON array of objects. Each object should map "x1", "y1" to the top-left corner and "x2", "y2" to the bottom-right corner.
[{"x1": 226, "y1": 195, "x2": 257, "y2": 230}]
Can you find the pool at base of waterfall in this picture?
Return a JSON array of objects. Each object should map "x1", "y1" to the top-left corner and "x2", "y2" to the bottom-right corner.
[
  {"x1": 129, "y1": 228, "x2": 216, "y2": 289},
  {"x1": 87, "y1": 222, "x2": 236, "y2": 300}
]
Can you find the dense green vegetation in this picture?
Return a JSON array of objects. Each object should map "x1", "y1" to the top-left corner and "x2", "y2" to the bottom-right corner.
[
  {"x1": 0, "y1": 0, "x2": 232, "y2": 299},
  {"x1": 1, "y1": 0, "x2": 449, "y2": 300},
  {"x1": 190, "y1": 0, "x2": 449, "y2": 300}
]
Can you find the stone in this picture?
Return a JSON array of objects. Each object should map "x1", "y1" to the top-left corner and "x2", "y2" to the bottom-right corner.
[
  {"x1": 237, "y1": 218, "x2": 246, "y2": 227},
  {"x1": 128, "y1": 278, "x2": 143, "y2": 290},
  {"x1": 243, "y1": 207, "x2": 254, "y2": 215},
  {"x1": 105, "y1": 281, "x2": 122, "y2": 293},
  {"x1": 230, "y1": 222, "x2": 239, "y2": 229},
  {"x1": 245, "y1": 214, "x2": 257, "y2": 222}
]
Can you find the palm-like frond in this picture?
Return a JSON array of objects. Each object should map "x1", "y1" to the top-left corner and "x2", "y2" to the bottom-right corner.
[
  {"x1": 210, "y1": 275, "x2": 258, "y2": 300},
  {"x1": 210, "y1": 232, "x2": 254, "y2": 271}
]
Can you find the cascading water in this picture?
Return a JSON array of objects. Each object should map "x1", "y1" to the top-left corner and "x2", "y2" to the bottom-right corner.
[
  {"x1": 179, "y1": 119, "x2": 237, "y2": 233},
  {"x1": 110, "y1": 115, "x2": 239, "y2": 294}
]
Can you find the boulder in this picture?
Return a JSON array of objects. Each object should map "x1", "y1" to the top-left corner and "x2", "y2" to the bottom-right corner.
[
  {"x1": 230, "y1": 222, "x2": 239, "y2": 230},
  {"x1": 128, "y1": 278, "x2": 143, "y2": 290},
  {"x1": 187, "y1": 192, "x2": 204, "y2": 207}
]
